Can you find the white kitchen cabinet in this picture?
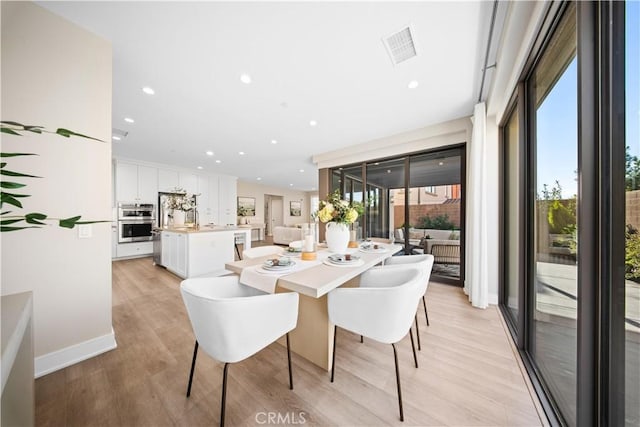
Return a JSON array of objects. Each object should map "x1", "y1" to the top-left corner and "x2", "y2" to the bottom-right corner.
[
  {"x1": 115, "y1": 162, "x2": 138, "y2": 202},
  {"x1": 179, "y1": 173, "x2": 198, "y2": 194},
  {"x1": 161, "y1": 231, "x2": 188, "y2": 277},
  {"x1": 116, "y1": 241, "x2": 153, "y2": 258},
  {"x1": 137, "y1": 165, "x2": 158, "y2": 203},
  {"x1": 196, "y1": 176, "x2": 210, "y2": 224},
  {"x1": 218, "y1": 175, "x2": 237, "y2": 225},
  {"x1": 160, "y1": 229, "x2": 246, "y2": 278},
  {"x1": 115, "y1": 161, "x2": 158, "y2": 204},
  {"x1": 158, "y1": 168, "x2": 180, "y2": 192},
  {"x1": 208, "y1": 175, "x2": 220, "y2": 225},
  {"x1": 175, "y1": 233, "x2": 187, "y2": 277}
]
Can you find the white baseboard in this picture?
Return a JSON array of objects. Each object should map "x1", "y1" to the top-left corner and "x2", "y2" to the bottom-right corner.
[
  {"x1": 34, "y1": 328, "x2": 117, "y2": 378},
  {"x1": 488, "y1": 292, "x2": 499, "y2": 305}
]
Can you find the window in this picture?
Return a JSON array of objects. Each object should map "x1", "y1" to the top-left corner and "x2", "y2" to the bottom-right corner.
[
  {"x1": 502, "y1": 103, "x2": 520, "y2": 328},
  {"x1": 500, "y1": 2, "x2": 635, "y2": 425},
  {"x1": 624, "y1": 1, "x2": 640, "y2": 424}
]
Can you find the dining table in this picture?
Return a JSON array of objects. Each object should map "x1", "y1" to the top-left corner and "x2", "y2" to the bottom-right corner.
[{"x1": 225, "y1": 243, "x2": 403, "y2": 371}]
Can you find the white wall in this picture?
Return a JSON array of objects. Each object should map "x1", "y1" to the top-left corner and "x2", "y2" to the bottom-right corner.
[
  {"x1": 313, "y1": 117, "x2": 471, "y2": 169},
  {"x1": 237, "y1": 181, "x2": 313, "y2": 226},
  {"x1": 1, "y1": 2, "x2": 114, "y2": 376}
]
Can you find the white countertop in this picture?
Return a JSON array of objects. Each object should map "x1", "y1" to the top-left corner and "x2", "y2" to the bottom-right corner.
[{"x1": 161, "y1": 225, "x2": 250, "y2": 234}]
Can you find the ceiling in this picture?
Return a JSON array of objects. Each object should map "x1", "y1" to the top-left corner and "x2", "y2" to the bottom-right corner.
[{"x1": 39, "y1": 1, "x2": 494, "y2": 192}]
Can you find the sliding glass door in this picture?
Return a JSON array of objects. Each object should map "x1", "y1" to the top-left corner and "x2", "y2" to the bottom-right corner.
[
  {"x1": 329, "y1": 145, "x2": 464, "y2": 284},
  {"x1": 499, "y1": 1, "x2": 637, "y2": 425},
  {"x1": 624, "y1": 1, "x2": 640, "y2": 424}
]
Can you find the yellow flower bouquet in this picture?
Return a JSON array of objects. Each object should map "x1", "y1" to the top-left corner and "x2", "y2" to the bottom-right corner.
[{"x1": 316, "y1": 189, "x2": 363, "y2": 225}]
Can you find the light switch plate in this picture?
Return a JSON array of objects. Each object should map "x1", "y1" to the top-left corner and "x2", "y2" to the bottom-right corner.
[{"x1": 78, "y1": 224, "x2": 92, "y2": 239}]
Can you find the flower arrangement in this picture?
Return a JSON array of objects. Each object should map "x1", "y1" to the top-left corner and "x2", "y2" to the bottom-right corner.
[
  {"x1": 164, "y1": 187, "x2": 197, "y2": 211},
  {"x1": 316, "y1": 189, "x2": 364, "y2": 225}
]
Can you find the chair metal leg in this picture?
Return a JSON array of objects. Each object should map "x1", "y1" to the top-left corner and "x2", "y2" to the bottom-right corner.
[
  {"x1": 415, "y1": 314, "x2": 421, "y2": 351},
  {"x1": 220, "y1": 363, "x2": 230, "y2": 427},
  {"x1": 360, "y1": 335, "x2": 363, "y2": 343},
  {"x1": 286, "y1": 333, "x2": 293, "y2": 390},
  {"x1": 423, "y1": 295, "x2": 429, "y2": 326},
  {"x1": 409, "y1": 328, "x2": 418, "y2": 368},
  {"x1": 186, "y1": 340, "x2": 199, "y2": 397},
  {"x1": 391, "y1": 343, "x2": 404, "y2": 422},
  {"x1": 331, "y1": 325, "x2": 338, "y2": 382}
]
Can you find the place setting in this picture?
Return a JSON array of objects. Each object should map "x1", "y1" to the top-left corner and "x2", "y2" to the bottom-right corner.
[
  {"x1": 358, "y1": 240, "x2": 390, "y2": 254},
  {"x1": 323, "y1": 253, "x2": 365, "y2": 268},
  {"x1": 257, "y1": 257, "x2": 297, "y2": 274}
]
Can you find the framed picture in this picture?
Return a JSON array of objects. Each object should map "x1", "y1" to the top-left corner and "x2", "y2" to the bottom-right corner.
[
  {"x1": 290, "y1": 201, "x2": 302, "y2": 216},
  {"x1": 237, "y1": 197, "x2": 255, "y2": 216}
]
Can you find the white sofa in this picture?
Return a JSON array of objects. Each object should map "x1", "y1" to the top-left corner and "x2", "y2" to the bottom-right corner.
[{"x1": 273, "y1": 225, "x2": 303, "y2": 245}]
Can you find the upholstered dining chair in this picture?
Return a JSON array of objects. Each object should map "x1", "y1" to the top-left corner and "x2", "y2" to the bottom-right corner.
[
  {"x1": 328, "y1": 267, "x2": 424, "y2": 422},
  {"x1": 241, "y1": 245, "x2": 283, "y2": 259},
  {"x1": 382, "y1": 254, "x2": 435, "y2": 350},
  {"x1": 180, "y1": 276, "x2": 299, "y2": 427}
]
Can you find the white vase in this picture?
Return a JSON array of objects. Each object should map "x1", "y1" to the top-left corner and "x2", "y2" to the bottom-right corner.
[
  {"x1": 325, "y1": 222, "x2": 350, "y2": 254},
  {"x1": 173, "y1": 209, "x2": 185, "y2": 226}
]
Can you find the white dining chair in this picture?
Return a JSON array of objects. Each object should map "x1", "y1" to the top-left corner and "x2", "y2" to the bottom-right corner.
[
  {"x1": 328, "y1": 267, "x2": 424, "y2": 422},
  {"x1": 180, "y1": 276, "x2": 299, "y2": 427},
  {"x1": 241, "y1": 245, "x2": 283, "y2": 259},
  {"x1": 382, "y1": 254, "x2": 435, "y2": 350}
]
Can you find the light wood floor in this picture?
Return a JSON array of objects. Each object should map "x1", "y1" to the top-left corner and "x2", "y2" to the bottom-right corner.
[{"x1": 36, "y1": 254, "x2": 544, "y2": 426}]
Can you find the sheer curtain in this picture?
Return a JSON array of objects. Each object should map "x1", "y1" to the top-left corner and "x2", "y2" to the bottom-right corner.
[{"x1": 465, "y1": 102, "x2": 489, "y2": 308}]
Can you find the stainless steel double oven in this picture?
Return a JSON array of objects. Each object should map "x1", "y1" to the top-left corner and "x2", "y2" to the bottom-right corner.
[{"x1": 117, "y1": 203, "x2": 155, "y2": 243}]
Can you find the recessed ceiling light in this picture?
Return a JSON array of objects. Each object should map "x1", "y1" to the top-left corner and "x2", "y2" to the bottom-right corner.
[
  {"x1": 257, "y1": 177, "x2": 262, "y2": 181},
  {"x1": 387, "y1": 169, "x2": 391, "y2": 173},
  {"x1": 240, "y1": 74, "x2": 252, "y2": 84},
  {"x1": 289, "y1": 184, "x2": 294, "y2": 187},
  {"x1": 408, "y1": 80, "x2": 419, "y2": 89},
  {"x1": 239, "y1": 151, "x2": 245, "y2": 155},
  {"x1": 299, "y1": 169, "x2": 304, "y2": 173},
  {"x1": 271, "y1": 139, "x2": 278, "y2": 145},
  {"x1": 142, "y1": 86, "x2": 155, "y2": 95},
  {"x1": 309, "y1": 120, "x2": 317, "y2": 127},
  {"x1": 197, "y1": 166, "x2": 203, "y2": 170},
  {"x1": 206, "y1": 151, "x2": 214, "y2": 156},
  {"x1": 215, "y1": 160, "x2": 222, "y2": 164},
  {"x1": 439, "y1": 161, "x2": 444, "y2": 166},
  {"x1": 374, "y1": 162, "x2": 379, "y2": 165},
  {"x1": 112, "y1": 136, "x2": 121, "y2": 141},
  {"x1": 124, "y1": 117, "x2": 134, "y2": 123}
]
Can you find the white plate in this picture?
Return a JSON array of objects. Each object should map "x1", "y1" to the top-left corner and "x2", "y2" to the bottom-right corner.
[
  {"x1": 284, "y1": 248, "x2": 302, "y2": 256},
  {"x1": 359, "y1": 244, "x2": 389, "y2": 253},
  {"x1": 327, "y1": 254, "x2": 361, "y2": 265},
  {"x1": 263, "y1": 258, "x2": 296, "y2": 270},
  {"x1": 322, "y1": 258, "x2": 365, "y2": 268}
]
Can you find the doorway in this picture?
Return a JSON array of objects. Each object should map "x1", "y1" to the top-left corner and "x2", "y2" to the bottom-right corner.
[{"x1": 264, "y1": 194, "x2": 284, "y2": 236}]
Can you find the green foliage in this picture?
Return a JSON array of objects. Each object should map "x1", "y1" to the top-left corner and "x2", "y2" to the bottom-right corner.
[
  {"x1": 0, "y1": 121, "x2": 107, "y2": 232},
  {"x1": 626, "y1": 225, "x2": 640, "y2": 282},
  {"x1": 416, "y1": 214, "x2": 455, "y2": 230},
  {"x1": 538, "y1": 181, "x2": 577, "y2": 234}
]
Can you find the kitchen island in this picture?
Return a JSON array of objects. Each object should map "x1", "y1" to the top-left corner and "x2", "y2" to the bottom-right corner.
[{"x1": 159, "y1": 226, "x2": 251, "y2": 279}]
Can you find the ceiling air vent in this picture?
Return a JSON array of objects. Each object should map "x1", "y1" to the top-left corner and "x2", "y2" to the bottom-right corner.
[
  {"x1": 382, "y1": 25, "x2": 418, "y2": 65},
  {"x1": 112, "y1": 128, "x2": 129, "y2": 141}
]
